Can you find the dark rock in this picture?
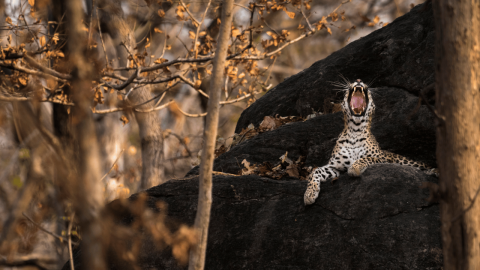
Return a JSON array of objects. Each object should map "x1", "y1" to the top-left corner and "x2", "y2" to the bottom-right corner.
[
  {"x1": 187, "y1": 87, "x2": 437, "y2": 176},
  {"x1": 235, "y1": 1, "x2": 435, "y2": 132},
  {"x1": 153, "y1": 166, "x2": 442, "y2": 269},
  {"x1": 67, "y1": 166, "x2": 441, "y2": 269}
]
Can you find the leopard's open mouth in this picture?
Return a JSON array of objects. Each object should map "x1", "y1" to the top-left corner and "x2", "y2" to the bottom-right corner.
[{"x1": 349, "y1": 86, "x2": 367, "y2": 116}]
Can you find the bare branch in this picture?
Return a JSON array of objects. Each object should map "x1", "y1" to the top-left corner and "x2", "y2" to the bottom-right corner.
[
  {"x1": 96, "y1": 6, "x2": 109, "y2": 66},
  {"x1": 22, "y1": 213, "x2": 74, "y2": 244},
  {"x1": 0, "y1": 49, "x2": 47, "y2": 60},
  {"x1": 24, "y1": 54, "x2": 72, "y2": 80},
  {"x1": 100, "y1": 149, "x2": 125, "y2": 182},
  {"x1": 179, "y1": 0, "x2": 200, "y2": 26},
  {"x1": 0, "y1": 61, "x2": 69, "y2": 83},
  {"x1": 177, "y1": 105, "x2": 207, "y2": 118},
  {"x1": 193, "y1": 0, "x2": 212, "y2": 58},
  {"x1": 67, "y1": 213, "x2": 76, "y2": 270}
]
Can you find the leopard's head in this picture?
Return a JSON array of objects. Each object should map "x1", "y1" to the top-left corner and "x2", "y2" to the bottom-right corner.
[{"x1": 339, "y1": 79, "x2": 375, "y2": 119}]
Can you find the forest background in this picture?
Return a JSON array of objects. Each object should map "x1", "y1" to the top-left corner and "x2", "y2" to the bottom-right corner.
[{"x1": 0, "y1": 0, "x2": 425, "y2": 269}]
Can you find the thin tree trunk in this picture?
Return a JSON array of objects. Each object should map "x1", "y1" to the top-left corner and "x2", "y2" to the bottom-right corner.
[
  {"x1": 129, "y1": 86, "x2": 164, "y2": 189},
  {"x1": 65, "y1": 0, "x2": 105, "y2": 269},
  {"x1": 433, "y1": 1, "x2": 480, "y2": 269},
  {"x1": 188, "y1": 0, "x2": 234, "y2": 269},
  {"x1": 97, "y1": 6, "x2": 165, "y2": 189}
]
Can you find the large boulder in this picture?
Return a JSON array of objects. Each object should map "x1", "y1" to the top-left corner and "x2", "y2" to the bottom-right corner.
[
  {"x1": 73, "y1": 166, "x2": 441, "y2": 270},
  {"x1": 235, "y1": 1, "x2": 435, "y2": 132},
  {"x1": 144, "y1": 167, "x2": 442, "y2": 269},
  {"x1": 187, "y1": 86, "x2": 437, "y2": 177}
]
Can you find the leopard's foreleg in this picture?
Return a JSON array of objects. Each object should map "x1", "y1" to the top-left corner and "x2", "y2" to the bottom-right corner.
[
  {"x1": 304, "y1": 165, "x2": 340, "y2": 205},
  {"x1": 348, "y1": 156, "x2": 386, "y2": 177}
]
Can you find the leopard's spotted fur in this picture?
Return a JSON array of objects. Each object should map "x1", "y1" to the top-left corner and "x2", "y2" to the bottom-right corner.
[{"x1": 304, "y1": 79, "x2": 438, "y2": 205}]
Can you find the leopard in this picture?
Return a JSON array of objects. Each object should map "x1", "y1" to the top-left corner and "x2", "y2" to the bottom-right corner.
[{"x1": 304, "y1": 78, "x2": 438, "y2": 205}]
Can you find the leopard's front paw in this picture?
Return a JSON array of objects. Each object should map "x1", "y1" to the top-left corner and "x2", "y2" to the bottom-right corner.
[
  {"x1": 426, "y1": 168, "x2": 439, "y2": 177},
  {"x1": 348, "y1": 166, "x2": 362, "y2": 177},
  {"x1": 304, "y1": 186, "x2": 319, "y2": 205}
]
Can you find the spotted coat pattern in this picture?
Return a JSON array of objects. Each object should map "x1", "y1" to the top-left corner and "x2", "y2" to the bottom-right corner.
[{"x1": 304, "y1": 81, "x2": 438, "y2": 205}]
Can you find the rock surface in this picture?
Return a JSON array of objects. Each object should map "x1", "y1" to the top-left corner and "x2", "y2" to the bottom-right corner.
[
  {"x1": 235, "y1": 1, "x2": 435, "y2": 132},
  {"x1": 147, "y1": 166, "x2": 442, "y2": 269},
  {"x1": 72, "y1": 166, "x2": 441, "y2": 270},
  {"x1": 187, "y1": 87, "x2": 437, "y2": 177}
]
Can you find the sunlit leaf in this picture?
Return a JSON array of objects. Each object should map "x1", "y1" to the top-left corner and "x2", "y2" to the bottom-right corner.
[
  {"x1": 284, "y1": 10, "x2": 295, "y2": 19},
  {"x1": 158, "y1": 9, "x2": 166, "y2": 17},
  {"x1": 12, "y1": 176, "x2": 22, "y2": 189},
  {"x1": 120, "y1": 115, "x2": 129, "y2": 126}
]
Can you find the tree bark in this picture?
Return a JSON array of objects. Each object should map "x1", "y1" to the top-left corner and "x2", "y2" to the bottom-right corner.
[
  {"x1": 97, "y1": 5, "x2": 165, "y2": 189},
  {"x1": 65, "y1": 0, "x2": 105, "y2": 269},
  {"x1": 188, "y1": 0, "x2": 234, "y2": 269},
  {"x1": 433, "y1": 1, "x2": 480, "y2": 269}
]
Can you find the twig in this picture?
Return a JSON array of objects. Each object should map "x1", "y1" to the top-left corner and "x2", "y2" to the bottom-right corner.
[
  {"x1": 100, "y1": 149, "x2": 125, "y2": 182},
  {"x1": 154, "y1": 90, "x2": 167, "y2": 107},
  {"x1": 20, "y1": 15, "x2": 41, "y2": 49},
  {"x1": 418, "y1": 83, "x2": 446, "y2": 125},
  {"x1": 177, "y1": 105, "x2": 207, "y2": 117},
  {"x1": 96, "y1": 7, "x2": 109, "y2": 66},
  {"x1": 0, "y1": 61, "x2": 69, "y2": 82},
  {"x1": 67, "y1": 213, "x2": 75, "y2": 270},
  {"x1": 167, "y1": 132, "x2": 193, "y2": 157},
  {"x1": 331, "y1": 0, "x2": 351, "y2": 14},
  {"x1": 134, "y1": 100, "x2": 174, "y2": 113},
  {"x1": 179, "y1": 0, "x2": 200, "y2": 26},
  {"x1": 88, "y1": 0, "x2": 96, "y2": 48},
  {"x1": 193, "y1": 0, "x2": 212, "y2": 58},
  {"x1": 451, "y1": 186, "x2": 480, "y2": 222},
  {"x1": 24, "y1": 54, "x2": 72, "y2": 80},
  {"x1": 0, "y1": 49, "x2": 47, "y2": 60},
  {"x1": 22, "y1": 213, "x2": 73, "y2": 243},
  {"x1": 300, "y1": 3, "x2": 314, "y2": 32}
]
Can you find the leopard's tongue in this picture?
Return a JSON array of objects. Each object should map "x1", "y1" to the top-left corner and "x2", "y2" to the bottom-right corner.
[{"x1": 351, "y1": 92, "x2": 365, "y2": 110}]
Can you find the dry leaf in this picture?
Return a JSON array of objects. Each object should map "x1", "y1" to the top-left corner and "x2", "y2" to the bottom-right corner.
[
  {"x1": 241, "y1": 159, "x2": 255, "y2": 175},
  {"x1": 28, "y1": 0, "x2": 35, "y2": 6},
  {"x1": 258, "y1": 116, "x2": 276, "y2": 131},
  {"x1": 286, "y1": 164, "x2": 299, "y2": 177},
  {"x1": 231, "y1": 27, "x2": 241, "y2": 38},
  {"x1": 189, "y1": 31, "x2": 195, "y2": 39},
  {"x1": 18, "y1": 78, "x2": 27, "y2": 86},
  {"x1": 284, "y1": 10, "x2": 295, "y2": 19},
  {"x1": 5, "y1": 17, "x2": 12, "y2": 25},
  {"x1": 154, "y1": 27, "x2": 163, "y2": 33},
  {"x1": 330, "y1": 12, "x2": 338, "y2": 22},
  {"x1": 193, "y1": 80, "x2": 202, "y2": 89},
  {"x1": 158, "y1": 9, "x2": 166, "y2": 17},
  {"x1": 120, "y1": 115, "x2": 129, "y2": 126},
  {"x1": 39, "y1": 36, "x2": 46, "y2": 47}
]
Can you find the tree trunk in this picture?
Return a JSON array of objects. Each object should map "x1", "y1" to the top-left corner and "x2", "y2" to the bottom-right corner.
[
  {"x1": 97, "y1": 5, "x2": 165, "y2": 189},
  {"x1": 433, "y1": 1, "x2": 480, "y2": 269},
  {"x1": 129, "y1": 86, "x2": 164, "y2": 189},
  {"x1": 188, "y1": 0, "x2": 234, "y2": 269},
  {"x1": 65, "y1": 1, "x2": 105, "y2": 269}
]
